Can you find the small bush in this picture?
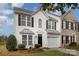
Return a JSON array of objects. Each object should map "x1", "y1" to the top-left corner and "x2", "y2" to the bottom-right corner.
[
  {"x1": 77, "y1": 45, "x2": 79, "y2": 51},
  {"x1": 69, "y1": 42, "x2": 76, "y2": 47},
  {"x1": 6, "y1": 35, "x2": 17, "y2": 51},
  {"x1": 35, "y1": 44, "x2": 41, "y2": 48},
  {"x1": 18, "y1": 44, "x2": 25, "y2": 50}
]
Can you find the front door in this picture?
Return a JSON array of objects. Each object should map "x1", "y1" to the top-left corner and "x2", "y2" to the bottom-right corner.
[{"x1": 38, "y1": 34, "x2": 42, "y2": 47}]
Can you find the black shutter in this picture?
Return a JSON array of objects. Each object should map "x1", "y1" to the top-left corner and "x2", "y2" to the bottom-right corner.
[
  {"x1": 66, "y1": 21, "x2": 68, "y2": 29},
  {"x1": 46, "y1": 20, "x2": 48, "y2": 29},
  {"x1": 32, "y1": 17, "x2": 34, "y2": 27},
  {"x1": 18, "y1": 14, "x2": 21, "y2": 26}
]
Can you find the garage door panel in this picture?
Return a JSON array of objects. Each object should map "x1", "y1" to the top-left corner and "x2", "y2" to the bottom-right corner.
[{"x1": 48, "y1": 37, "x2": 59, "y2": 48}]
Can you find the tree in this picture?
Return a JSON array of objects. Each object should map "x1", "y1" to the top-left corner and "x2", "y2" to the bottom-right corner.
[{"x1": 41, "y1": 3, "x2": 79, "y2": 14}]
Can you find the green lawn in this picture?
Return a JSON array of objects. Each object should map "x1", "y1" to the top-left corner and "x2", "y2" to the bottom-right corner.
[
  {"x1": 18, "y1": 50, "x2": 72, "y2": 56},
  {"x1": 0, "y1": 45, "x2": 6, "y2": 51},
  {"x1": 0, "y1": 45, "x2": 72, "y2": 56}
]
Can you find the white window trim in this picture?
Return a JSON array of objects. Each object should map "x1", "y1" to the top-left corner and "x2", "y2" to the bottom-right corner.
[
  {"x1": 22, "y1": 34, "x2": 33, "y2": 46},
  {"x1": 47, "y1": 20, "x2": 56, "y2": 30},
  {"x1": 38, "y1": 19, "x2": 42, "y2": 28},
  {"x1": 20, "y1": 15, "x2": 26, "y2": 26},
  {"x1": 27, "y1": 16, "x2": 32, "y2": 27}
]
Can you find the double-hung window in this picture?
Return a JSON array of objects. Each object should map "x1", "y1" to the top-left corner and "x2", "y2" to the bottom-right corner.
[
  {"x1": 71, "y1": 22, "x2": 74, "y2": 30},
  {"x1": 22, "y1": 35, "x2": 27, "y2": 45},
  {"x1": 38, "y1": 19, "x2": 42, "y2": 28},
  {"x1": 22, "y1": 35, "x2": 32, "y2": 46},
  {"x1": 47, "y1": 20, "x2": 56, "y2": 30},
  {"x1": 18, "y1": 15, "x2": 26, "y2": 26},
  {"x1": 28, "y1": 35, "x2": 32, "y2": 45},
  {"x1": 27, "y1": 16, "x2": 31, "y2": 26}
]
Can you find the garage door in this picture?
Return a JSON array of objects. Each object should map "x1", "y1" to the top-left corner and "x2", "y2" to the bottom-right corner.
[{"x1": 48, "y1": 37, "x2": 60, "y2": 48}]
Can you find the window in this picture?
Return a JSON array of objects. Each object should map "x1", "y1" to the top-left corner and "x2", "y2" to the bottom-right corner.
[
  {"x1": 48, "y1": 20, "x2": 51, "y2": 29},
  {"x1": 28, "y1": 35, "x2": 32, "y2": 45},
  {"x1": 52, "y1": 22, "x2": 56, "y2": 30},
  {"x1": 22, "y1": 35, "x2": 27, "y2": 45},
  {"x1": 66, "y1": 21, "x2": 69, "y2": 29},
  {"x1": 38, "y1": 19, "x2": 42, "y2": 28},
  {"x1": 47, "y1": 20, "x2": 56, "y2": 30},
  {"x1": 27, "y1": 16, "x2": 31, "y2": 26},
  {"x1": 71, "y1": 22, "x2": 74, "y2": 30},
  {"x1": 22, "y1": 35, "x2": 33, "y2": 46},
  {"x1": 65, "y1": 36, "x2": 69, "y2": 44},
  {"x1": 18, "y1": 14, "x2": 26, "y2": 26}
]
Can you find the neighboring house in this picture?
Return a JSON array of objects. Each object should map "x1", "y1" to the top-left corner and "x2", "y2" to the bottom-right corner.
[
  {"x1": 13, "y1": 7, "x2": 61, "y2": 48},
  {"x1": 61, "y1": 11, "x2": 77, "y2": 46},
  {"x1": 76, "y1": 22, "x2": 79, "y2": 45}
]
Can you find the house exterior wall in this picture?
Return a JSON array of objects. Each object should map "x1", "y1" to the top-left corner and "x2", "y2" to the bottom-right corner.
[
  {"x1": 14, "y1": 8, "x2": 61, "y2": 48},
  {"x1": 14, "y1": 11, "x2": 48, "y2": 48}
]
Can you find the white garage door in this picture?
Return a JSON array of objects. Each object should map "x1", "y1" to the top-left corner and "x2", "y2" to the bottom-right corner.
[{"x1": 48, "y1": 37, "x2": 60, "y2": 48}]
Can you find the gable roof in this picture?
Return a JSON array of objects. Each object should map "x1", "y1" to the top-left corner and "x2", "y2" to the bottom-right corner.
[
  {"x1": 13, "y1": 7, "x2": 59, "y2": 22},
  {"x1": 62, "y1": 10, "x2": 78, "y2": 22},
  {"x1": 13, "y1": 7, "x2": 34, "y2": 15}
]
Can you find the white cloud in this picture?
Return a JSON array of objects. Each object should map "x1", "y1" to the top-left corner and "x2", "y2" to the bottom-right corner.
[
  {"x1": 0, "y1": 15, "x2": 7, "y2": 31},
  {"x1": 7, "y1": 18, "x2": 14, "y2": 26},
  {"x1": 12, "y1": 3, "x2": 24, "y2": 8},
  {"x1": 0, "y1": 3, "x2": 13, "y2": 15},
  {"x1": 0, "y1": 9, "x2": 13, "y2": 15}
]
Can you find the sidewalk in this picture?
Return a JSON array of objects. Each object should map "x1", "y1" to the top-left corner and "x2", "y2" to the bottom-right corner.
[{"x1": 55, "y1": 48, "x2": 77, "y2": 56}]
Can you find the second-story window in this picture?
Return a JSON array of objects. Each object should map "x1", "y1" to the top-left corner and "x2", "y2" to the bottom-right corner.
[
  {"x1": 46, "y1": 20, "x2": 56, "y2": 30},
  {"x1": 18, "y1": 14, "x2": 26, "y2": 26},
  {"x1": 71, "y1": 22, "x2": 74, "y2": 30},
  {"x1": 21, "y1": 15, "x2": 26, "y2": 26},
  {"x1": 27, "y1": 16, "x2": 31, "y2": 27},
  {"x1": 66, "y1": 21, "x2": 69, "y2": 29},
  {"x1": 52, "y1": 22, "x2": 56, "y2": 30},
  {"x1": 38, "y1": 19, "x2": 42, "y2": 28}
]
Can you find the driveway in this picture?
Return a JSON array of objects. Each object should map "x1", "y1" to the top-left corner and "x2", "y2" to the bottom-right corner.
[{"x1": 46, "y1": 48, "x2": 77, "y2": 56}]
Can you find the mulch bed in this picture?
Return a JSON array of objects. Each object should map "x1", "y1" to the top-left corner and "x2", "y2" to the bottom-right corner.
[{"x1": 0, "y1": 48, "x2": 44, "y2": 55}]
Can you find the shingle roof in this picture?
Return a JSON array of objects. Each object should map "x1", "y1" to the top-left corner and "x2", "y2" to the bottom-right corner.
[{"x1": 13, "y1": 7, "x2": 34, "y2": 15}]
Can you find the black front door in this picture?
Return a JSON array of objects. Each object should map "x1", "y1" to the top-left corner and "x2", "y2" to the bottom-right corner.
[{"x1": 38, "y1": 34, "x2": 42, "y2": 47}]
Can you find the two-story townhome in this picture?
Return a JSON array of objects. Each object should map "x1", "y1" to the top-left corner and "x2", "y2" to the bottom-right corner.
[
  {"x1": 13, "y1": 7, "x2": 61, "y2": 48},
  {"x1": 76, "y1": 22, "x2": 79, "y2": 45},
  {"x1": 61, "y1": 11, "x2": 77, "y2": 47}
]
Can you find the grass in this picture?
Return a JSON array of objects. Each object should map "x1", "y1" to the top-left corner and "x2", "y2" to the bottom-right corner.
[
  {"x1": 0, "y1": 45, "x2": 72, "y2": 56},
  {"x1": 17, "y1": 50, "x2": 72, "y2": 56},
  {"x1": 0, "y1": 45, "x2": 6, "y2": 51}
]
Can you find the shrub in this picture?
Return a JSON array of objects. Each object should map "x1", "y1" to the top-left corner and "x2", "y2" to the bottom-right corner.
[
  {"x1": 6, "y1": 35, "x2": 17, "y2": 51},
  {"x1": 68, "y1": 42, "x2": 77, "y2": 49},
  {"x1": 18, "y1": 44, "x2": 25, "y2": 50},
  {"x1": 77, "y1": 45, "x2": 79, "y2": 51},
  {"x1": 35, "y1": 44, "x2": 41, "y2": 48},
  {"x1": 69, "y1": 42, "x2": 76, "y2": 47}
]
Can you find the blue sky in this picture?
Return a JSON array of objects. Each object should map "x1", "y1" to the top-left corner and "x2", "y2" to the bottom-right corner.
[{"x1": 0, "y1": 3, "x2": 79, "y2": 36}]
